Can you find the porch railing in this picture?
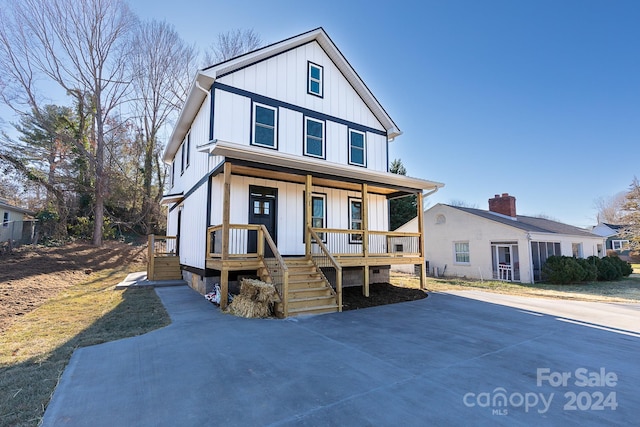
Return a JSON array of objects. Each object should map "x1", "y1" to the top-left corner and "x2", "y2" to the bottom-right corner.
[
  {"x1": 310, "y1": 228, "x2": 421, "y2": 257},
  {"x1": 147, "y1": 235, "x2": 178, "y2": 280},
  {"x1": 206, "y1": 224, "x2": 289, "y2": 316},
  {"x1": 309, "y1": 227, "x2": 342, "y2": 312}
]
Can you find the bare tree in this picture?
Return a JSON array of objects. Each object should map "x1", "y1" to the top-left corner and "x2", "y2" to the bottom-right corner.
[
  {"x1": 0, "y1": 0, "x2": 137, "y2": 246},
  {"x1": 130, "y1": 19, "x2": 197, "y2": 233},
  {"x1": 594, "y1": 192, "x2": 627, "y2": 224},
  {"x1": 204, "y1": 28, "x2": 262, "y2": 65},
  {"x1": 449, "y1": 200, "x2": 479, "y2": 209},
  {"x1": 619, "y1": 177, "x2": 640, "y2": 253}
]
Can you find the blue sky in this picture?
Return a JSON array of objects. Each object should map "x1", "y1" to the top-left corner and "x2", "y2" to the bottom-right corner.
[{"x1": 29, "y1": 1, "x2": 640, "y2": 227}]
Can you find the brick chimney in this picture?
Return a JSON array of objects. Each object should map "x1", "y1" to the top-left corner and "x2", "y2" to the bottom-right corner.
[{"x1": 488, "y1": 193, "x2": 516, "y2": 218}]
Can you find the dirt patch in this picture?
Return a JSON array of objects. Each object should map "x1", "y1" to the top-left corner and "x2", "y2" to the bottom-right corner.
[
  {"x1": 342, "y1": 282, "x2": 427, "y2": 311},
  {"x1": 0, "y1": 241, "x2": 147, "y2": 332}
]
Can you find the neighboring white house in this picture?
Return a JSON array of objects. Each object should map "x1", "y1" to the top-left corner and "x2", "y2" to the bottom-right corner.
[
  {"x1": 396, "y1": 193, "x2": 605, "y2": 283},
  {"x1": 160, "y1": 28, "x2": 443, "y2": 315},
  {"x1": 0, "y1": 198, "x2": 35, "y2": 244}
]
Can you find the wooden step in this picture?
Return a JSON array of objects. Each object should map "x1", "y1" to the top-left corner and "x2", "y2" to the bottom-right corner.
[
  {"x1": 287, "y1": 304, "x2": 338, "y2": 316},
  {"x1": 289, "y1": 287, "x2": 334, "y2": 299},
  {"x1": 287, "y1": 278, "x2": 327, "y2": 289},
  {"x1": 288, "y1": 295, "x2": 337, "y2": 310}
]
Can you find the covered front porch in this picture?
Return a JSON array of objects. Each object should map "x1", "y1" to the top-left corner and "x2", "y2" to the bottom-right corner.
[{"x1": 205, "y1": 158, "x2": 435, "y2": 317}]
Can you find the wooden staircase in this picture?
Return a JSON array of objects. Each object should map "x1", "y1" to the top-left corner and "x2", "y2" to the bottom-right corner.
[{"x1": 264, "y1": 257, "x2": 339, "y2": 317}]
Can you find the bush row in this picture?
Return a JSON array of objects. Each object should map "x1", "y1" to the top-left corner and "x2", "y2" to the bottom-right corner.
[{"x1": 542, "y1": 255, "x2": 633, "y2": 284}]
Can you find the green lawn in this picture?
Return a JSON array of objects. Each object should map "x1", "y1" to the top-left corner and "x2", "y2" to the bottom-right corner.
[{"x1": 0, "y1": 265, "x2": 171, "y2": 427}]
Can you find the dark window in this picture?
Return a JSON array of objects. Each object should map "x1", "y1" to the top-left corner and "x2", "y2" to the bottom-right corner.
[
  {"x1": 349, "y1": 129, "x2": 366, "y2": 166},
  {"x1": 308, "y1": 62, "x2": 323, "y2": 97},
  {"x1": 253, "y1": 104, "x2": 277, "y2": 148}
]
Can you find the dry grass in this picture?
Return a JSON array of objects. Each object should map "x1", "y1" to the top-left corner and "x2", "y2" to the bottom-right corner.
[
  {"x1": 632, "y1": 263, "x2": 640, "y2": 274},
  {"x1": 0, "y1": 264, "x2": 170, "y2": 427},
  {"x1": 391, "y1": 272, "x2": 640, "y2": 303}
]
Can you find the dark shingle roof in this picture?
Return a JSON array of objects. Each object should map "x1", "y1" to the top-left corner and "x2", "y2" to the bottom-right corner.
[
  {"x1": 602, "y1": 223, "x2": 626, "y2": 230},
  {"x1": 449, "y1": 205, "x2": 598, "y2": 238}
]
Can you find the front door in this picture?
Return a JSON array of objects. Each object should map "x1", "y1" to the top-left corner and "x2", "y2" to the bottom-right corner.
[{"x1": 248, "y1": 186, "x2": 277, "y2": 256}]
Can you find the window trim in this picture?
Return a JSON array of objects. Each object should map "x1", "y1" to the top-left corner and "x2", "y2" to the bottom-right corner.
[
  {"x1": 348, "y1": 128, "x2": 367, "y2": 167},
  {"x1": 348, "y1": 197, "x2": 363, "y2": 244},
  {"x1": 307, "y1": 61, "x2": 323, "y2": 98},
  {"x1": 185, "y1": 132, "x2": 191, "y2": 169},
  {"x1": 453, "y1": 241, "x2": 470, "y2": 264},
  {"x1": 2, "y1": 212, "x2": 9, "y2": 227},
  {"x1": 251, "y1": 102, "x2": 278, "y2": 149},
  {"x1": 611, "y1": 239, "x2": 629, "y2": 251},
  {"x1": 303, "y1": 116, "x2": 325, "y2": 159},
  {"x1": 303, "y1": 192, "x2": 327, "y2": 243},
  {"x1": 180, "y1": 144, "x2": 185, "y2": 175}
]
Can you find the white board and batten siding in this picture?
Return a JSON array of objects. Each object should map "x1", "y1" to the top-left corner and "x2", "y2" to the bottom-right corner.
[
  {"x1": 214, "y1": 40, "x2": 389, "y2": 172},
  {"x1": 208, "y1": 175, "x2": 388, "y2": 256}
]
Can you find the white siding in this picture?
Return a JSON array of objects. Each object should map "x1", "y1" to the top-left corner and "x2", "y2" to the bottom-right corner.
[
  {"x1": 207, "y1": 175, "x2": 388, "y2": 257},
  {"x1": 178, "y1": 184, "x2": 208, "y2": 269},
  {"x1": 214, "y1": 40, "x2": 389, "y2": 172}
]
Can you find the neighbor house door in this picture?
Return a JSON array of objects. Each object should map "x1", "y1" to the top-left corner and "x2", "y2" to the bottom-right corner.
[{"x1": 248, "y1": 185, "x2": 277, "y2": 256}]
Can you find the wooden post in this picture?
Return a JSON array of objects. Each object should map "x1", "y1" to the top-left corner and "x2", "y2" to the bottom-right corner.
[
  {"x1": 305, "y1": 174, "x2": 312, "y2": 259},
  {"x1": 337, "y1": 269, "x2": 343, "y2": 312},
  {"x1": 417, "y1": 191, "x2": 426, "y2": 289},
  {"x1": 147, "y1": 234, "x2": 154, "y2": 281},
  {"x1": 361, "y1": 183, "x2": 369, "y2": 297},
  {"x1": 257, "y1": 226, "x2": 264, "y2": 259},
  {"x1": 221, "y1": 269, "x2": 229, "y2": 310},
  {"x1": 220, "y1": 162, "x2": 231, "y2": 309}
]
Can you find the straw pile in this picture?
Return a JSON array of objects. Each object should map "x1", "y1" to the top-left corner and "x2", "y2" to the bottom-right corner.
[{"x1": 225, "y1": 278, "x2": 280, "y2": 318}]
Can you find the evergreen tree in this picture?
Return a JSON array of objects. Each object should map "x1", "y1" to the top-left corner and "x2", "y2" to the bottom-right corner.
[{"x1": 389, "y1": 159, "x2": 418, "y2": 230}]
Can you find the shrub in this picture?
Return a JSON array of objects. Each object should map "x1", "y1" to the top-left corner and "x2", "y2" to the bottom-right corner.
[
  {"x1": 542, "y1": 255, "x2": 587, "y2": 284},
  {"x1": 542, "y1": 255, "x2": 629, "y2": 284}
]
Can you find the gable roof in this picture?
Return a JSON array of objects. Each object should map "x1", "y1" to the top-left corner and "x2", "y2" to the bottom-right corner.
[
  {"x1": 446, "y1": 205, "x2": 598, "y2": 238},
  {"x1": 164, "y1": 28, "x2": 400, "y2": 163}
]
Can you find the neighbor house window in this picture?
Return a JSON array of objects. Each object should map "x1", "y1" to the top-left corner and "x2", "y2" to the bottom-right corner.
[
  {"x1": 2, "y1": 212, "x2": 8, "y2": 227},
  {"x1": 252, "y1": 103, "x2": 278, "y2": 148},
  {"x1": 348, "y1": 129, "x2": 366, "y2": 166},
  {"x1": 611, "y1": 240, "x2": 629, "y2": 251},
  {"x1": 572, "y1": 243, "x2": 583, "y2": 258},
  {"x1": 454, "y1": 242, "x2": 470, "y2": 264},
  {"x1": 304, "y1": 117, "x2": 324, "y2": 158},
  {"x1": 308, "y1": 62, "x2": 323, "y2": 97},
  {"x1": 349, "y1": 198, "x2": 362, "y2": 243}
]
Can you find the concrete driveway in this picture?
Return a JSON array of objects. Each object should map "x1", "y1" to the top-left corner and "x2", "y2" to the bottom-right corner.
[{"x1": 42, "y1": 286, "x2": 640, "y2": 426}]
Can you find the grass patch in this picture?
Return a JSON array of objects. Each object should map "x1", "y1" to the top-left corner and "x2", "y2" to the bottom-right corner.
[
  {"x1": 0, "y1": 265, "x2": 170, "y2": 427},
  {"x1": 391, "y1": 272, "x2": 640, "y2": 303}
]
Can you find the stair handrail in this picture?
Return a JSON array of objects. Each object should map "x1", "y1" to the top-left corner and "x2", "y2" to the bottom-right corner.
[
  {"x1": 309, "y1": 227, "x2": 343, "y2": 312},
  {"x1": 259, "y1": 224, "x2": 290, "y2": 316}
]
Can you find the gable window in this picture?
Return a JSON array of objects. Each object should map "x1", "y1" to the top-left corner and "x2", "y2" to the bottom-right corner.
[
  {"x1": 454, "y1": 242, "x2": 470, "y2": 264},
  {"x1": 307, "y1": 62, "x2": 323, "y2": 97},
  {"x1": 348, "y1": 129, "x2": 366, "y2": 166},
  {"x1": 2, "y1": 212, "x2": 8, "y2": 227},
  {"x1": 349, "y1": 198, "x2": 362, "y2": 243},
  {"x1": 304, "y1": 117, "x2": 325, "y2": 158},
  {"x1": 252, "y1": 103, "x2": 278, "y2": 148}
]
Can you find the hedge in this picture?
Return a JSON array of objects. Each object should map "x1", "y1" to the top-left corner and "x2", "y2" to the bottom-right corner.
[{"x1": 541, "y1": 255, "x2": 632, "y2": 284}]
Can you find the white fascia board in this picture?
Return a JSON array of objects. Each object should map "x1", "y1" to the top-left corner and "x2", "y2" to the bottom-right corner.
[{"x1": 212, "y1": 140, "x2": 443, "y2": 192}]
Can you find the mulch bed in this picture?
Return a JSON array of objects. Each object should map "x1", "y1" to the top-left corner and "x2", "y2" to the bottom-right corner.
[{"x1": 341, "y1": 282, "x2": 427, "y2": 311}]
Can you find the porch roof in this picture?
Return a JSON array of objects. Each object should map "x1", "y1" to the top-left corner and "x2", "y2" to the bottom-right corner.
[{"x1": 211, "y1": 140, "x2": 444, "y2": 196}]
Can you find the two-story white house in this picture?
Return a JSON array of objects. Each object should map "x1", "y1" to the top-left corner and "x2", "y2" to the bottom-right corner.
[{"x1": 159, "y1": 28, "x2": 443, "y2": 316}]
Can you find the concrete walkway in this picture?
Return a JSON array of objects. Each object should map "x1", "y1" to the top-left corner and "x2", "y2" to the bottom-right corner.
[
  {"x1": 114, "y1": 271, "x2": 186, "y2": 289},
  {"x1": 42, "y1": 286, "x2": 640, "y2": 426}
]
